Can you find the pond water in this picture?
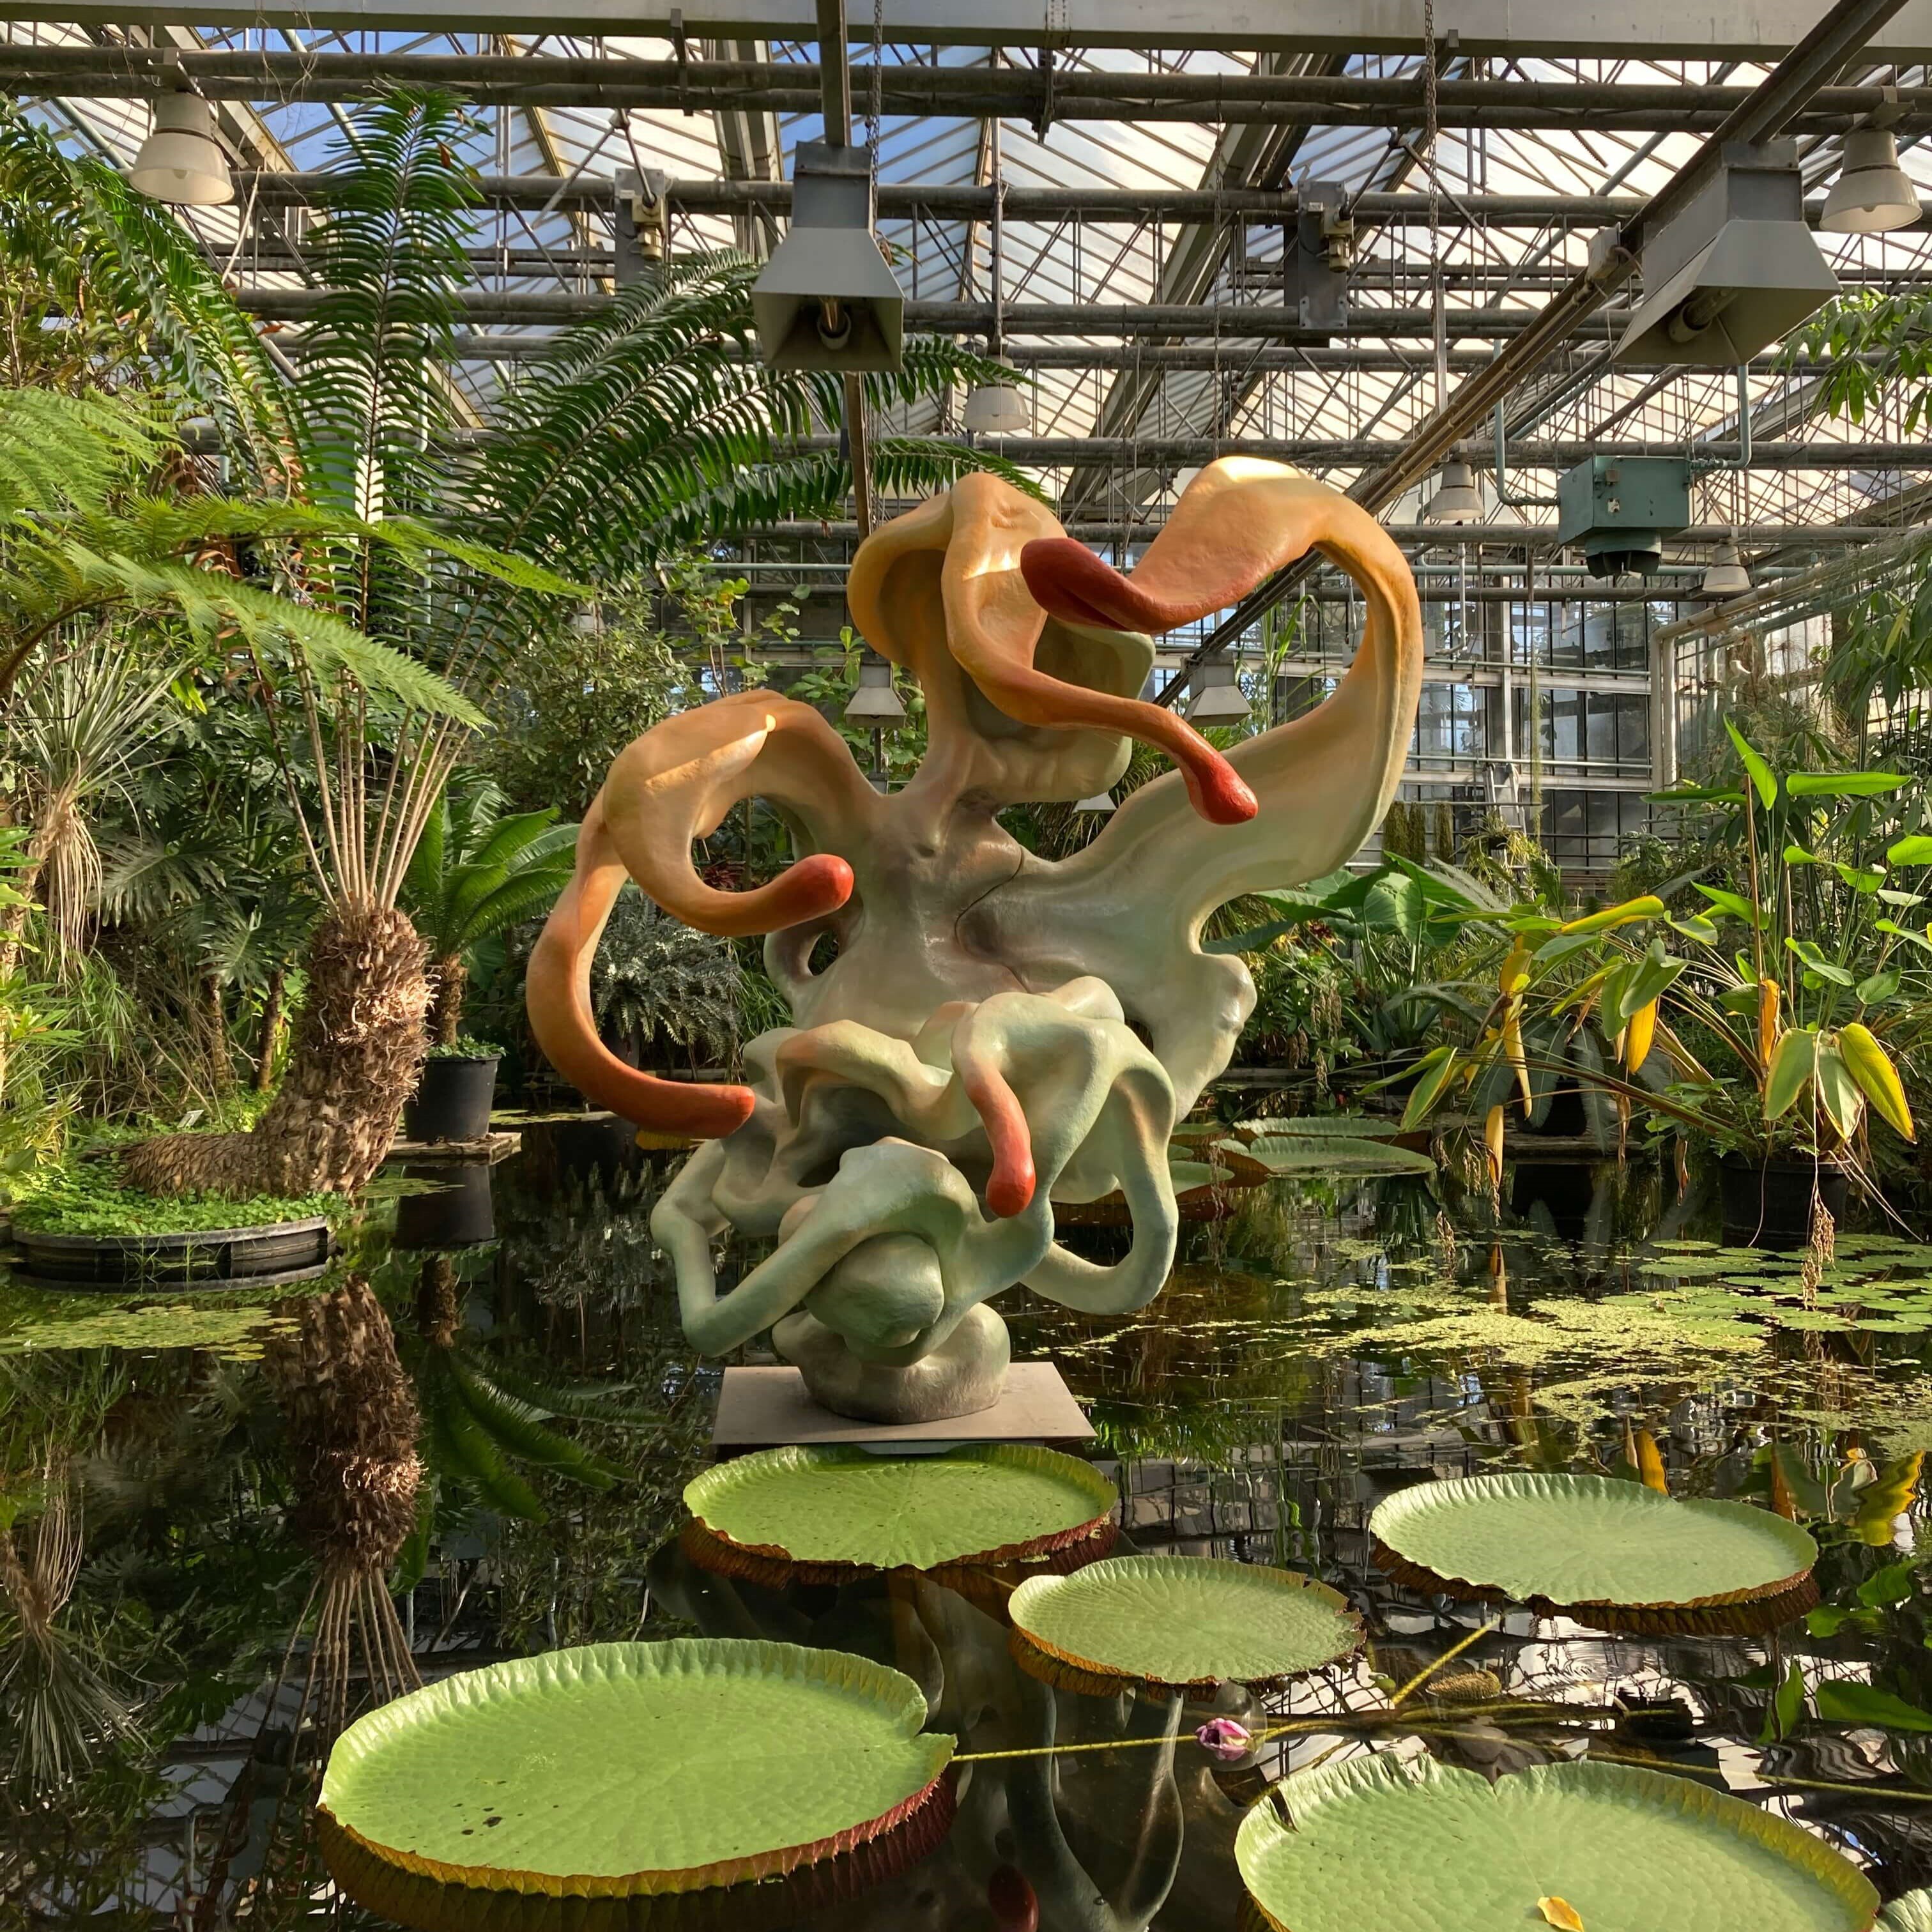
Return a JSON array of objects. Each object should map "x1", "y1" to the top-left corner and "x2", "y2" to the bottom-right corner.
[{"x1": 6, "y1": 1117, "x2": 1932, "y2": 1926}]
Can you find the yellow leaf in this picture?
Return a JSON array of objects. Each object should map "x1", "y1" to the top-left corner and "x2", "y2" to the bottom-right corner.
[
  {"x1": 1499, "y1": 937, "x2": 1531, "y2": 995},
  {"x1": 1624, "y1": 999, "x2": 1656, "y2": 1074},
  {"x1": 1757, "y1": 977, "x2": 1781, "y2": 1068},
  {"x1": 1539, "y1": 1899, "x2": 1586, "y2": 1931},
  {"x1": 1503, "y1": 1008, "x2": 1531, "y2": 1110},
  {"x1": 1633, "y1": 1426, "x2": 1668, "y2": 1494},
  {"x1": 1559, "y1": 895, "x2": 1664, "y2": 934},
  {"x1": 1484, "y1": 1104, "x2": 1505, "y2": 1188},
  {"x1": 1839, "y1": 1021, "x2": 1915, "y2": 1142}
]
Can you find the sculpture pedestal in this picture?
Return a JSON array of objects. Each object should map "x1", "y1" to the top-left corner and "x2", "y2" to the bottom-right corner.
[{"x1": 712, "y1": 1362, "x2": 1094, "y2": 1454}]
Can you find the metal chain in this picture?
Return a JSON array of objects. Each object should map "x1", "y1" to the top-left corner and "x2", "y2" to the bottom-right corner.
[
  {"x1": 866, "y1": 0, "x2": 884, "y2": 165},
  {"x1": 1423, "y1": 0, "x2": 1440, "y2": 259}
]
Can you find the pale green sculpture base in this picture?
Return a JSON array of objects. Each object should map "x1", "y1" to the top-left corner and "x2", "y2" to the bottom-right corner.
[{"x1": 773, "y1": 1302, "x2": 1011, "y2": 1425}]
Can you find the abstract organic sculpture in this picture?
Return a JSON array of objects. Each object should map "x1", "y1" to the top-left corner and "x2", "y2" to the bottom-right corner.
[{"x1": 528, "y1": 458, "x2": 1422, "y2": 1421}]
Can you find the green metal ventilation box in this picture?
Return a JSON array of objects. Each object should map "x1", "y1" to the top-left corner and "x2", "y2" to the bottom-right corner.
[{"x1": 1555, "y1": 455, "x2": 1692, "y2": 578}]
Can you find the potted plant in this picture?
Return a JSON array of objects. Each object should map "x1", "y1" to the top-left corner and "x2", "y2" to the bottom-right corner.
[
  {"x1": 1401, "y1": 722, "x2": 1929, "y2": 1243},
  {"x1": 400, "y1": 785, "x2": 577, "y2": 1144}
]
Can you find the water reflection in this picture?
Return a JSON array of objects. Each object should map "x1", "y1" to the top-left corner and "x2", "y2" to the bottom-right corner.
[{"x1": 4, "y1": 1126, "x2": 1932, "y2": 1922}]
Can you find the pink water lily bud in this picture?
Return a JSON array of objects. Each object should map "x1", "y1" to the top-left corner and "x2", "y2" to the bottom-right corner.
[{"x1": 1195, "y1": 1717, "x2": 1253, "y2": 1761}]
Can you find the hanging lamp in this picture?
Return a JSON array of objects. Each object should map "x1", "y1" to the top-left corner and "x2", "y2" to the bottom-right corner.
[
  {"x1": 1821, "y1": 128, "x2": 1921, "y2": 235},
  {"x1": 130, "y1": 91, "x2": 233, "y2": 206},
  {"x1": 962, "y1": 92, "x2": 1031, "y2": 437},
  {"x1": 1700, "y1": 539, "x2": 1752, "y2": 599},
  {"x1": 1183, "y1": 659, "x2": 1252, "y2": 724},
  {"x1": 843, "y1": 654, "x2": 907, "y2": 723},
  {"x1": 1423, "y1": 459, "x2": 1484, "y2": 525},
  {"x1": 963, "y1": 355, "x2": 1031, "y2": 434}
]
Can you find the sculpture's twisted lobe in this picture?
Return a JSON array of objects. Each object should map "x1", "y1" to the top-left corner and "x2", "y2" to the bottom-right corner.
[{"x1": 528, "y1": 459, "x2": 1424, "y2": 1421}]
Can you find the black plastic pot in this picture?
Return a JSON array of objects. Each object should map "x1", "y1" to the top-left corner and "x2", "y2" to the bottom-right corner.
[
  {"x1": 404, "y1": 1055, "x2": 500, "y2": 1144},
  {"x1": 1719, "y1": 1154, "x2": 1850, "y2": 1249},
  {"x1": 394, "y1": 1162, "x2": 497, "y2": 1250},
  {"x1": 10, "y1": 1216, "x2": 333, "y2": 1291}
]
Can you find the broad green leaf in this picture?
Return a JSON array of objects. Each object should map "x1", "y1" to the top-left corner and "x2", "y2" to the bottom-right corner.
[
  {"x1": 1401, "y1": 1046, "x2": 1460, "y2": 1128},
  {"x1": 1648, "y1": 784, "x2": 1745, "y2": 804},
  {"x1": 1877, "y1": 918, "x2": 1932, "y2": 956},
  {"x1": 1834, "y1": 863, "x2": 1887, "y2": 894},
  {"x1": 1814, "y1": 1040, "x2": 1866, "y2": 1138},
  {"x1": 1786, "y1": 771, "x2": 1908, "y2": 797},
  {"x1": 1759, "y1": 1658, "x2": 1806, "y2": 1745},
  {"x1": 1813, "y1": 1680, "x2": 1932, "y2": 1733},
  {"x1": 1889, "y1": 836, "x2": 1932, "y2": 866},
  {"x1": 1726, "y1": 717, "x2": 1779, "y2": 808},
  {"x1": 1857, "y1": 1560, "x2": 1918, "y2": 1607},
  {"x1": 1857, "y1": 970, "x2": 1901, "y2": 1005},
  {"x1": 1695, "y1": 884, "x2": 1765, "y2": 926},
  {"x1": 1667, "y1": 914, "x2": 1720, "y2": 944},
  {"x1": 1786, "y1": 939, "x2": 1854, "y2": 987},
  {"x1": 1878, "y1": 889, "x2": 1927, "y2": 908},
  {"x1": 1559, "y1": 895, "x2": 1664, "y2": 935},
  {"x1": 1765, "y1": 1029, "x2": 1819, "y2": 1121},
  {"x1": 1009, "y1": 1555, "x2": 1359, "y2": 1686}
]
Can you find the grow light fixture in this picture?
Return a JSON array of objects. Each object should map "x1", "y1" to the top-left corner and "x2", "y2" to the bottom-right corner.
[
  {"x1": 962, "y1": 355, "x2": 1031, "y2": 434},
  {"x1": 1422, "y1": 459, "x2": 1485, "y2": 525},
  {"x1": 1700, "y1": 539, "x2": 1752, "y2": 599},
  {"x1": 1820, "y1": 127, "x2": 1921, "y2": 235},
  {"x1": 1183, "y1": 659, "x2": 1252, "y2": 725},
  {"x1": 843, "y1": 655, "x2": 907, "y2": 723},
  {"x1": 752, "y1": 141, "x2": 905, "y2": 372},
  {"x1": 1615, "y1": 141, "x2": 1837, "y2": 367},
  {"x1": 130, "y1": 91, "x2": 233, "y2": 206},
  {"x1": 1555, "y1": 456, "x2": 1692, "y2": 579}
]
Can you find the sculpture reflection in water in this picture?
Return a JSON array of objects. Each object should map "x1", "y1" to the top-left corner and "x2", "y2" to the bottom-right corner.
[{"x1": 528, "y1": 458, "x2": 1423, "y2": 1421}]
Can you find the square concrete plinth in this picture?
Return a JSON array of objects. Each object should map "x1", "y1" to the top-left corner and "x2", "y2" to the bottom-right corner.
[{"x1": 713, "y1": 1362, "x2": 1093, "y2": 1452}]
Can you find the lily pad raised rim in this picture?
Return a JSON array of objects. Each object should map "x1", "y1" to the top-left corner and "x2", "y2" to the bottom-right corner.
[
  {"x1": 1008, "y1": 1555, "x2": 1363, "y2": 1692},
  {"x1": 1234, "y1": 1753, "x2": 1878, "y2": 1932},
  {"x1": 683, "y1": 1443, "x2": 1119, "y2": 1574},
  {"x1": 318, "y1": 1640, "x2": 954, "y2": 1900},
  {"x1": 1369, "y1": 1471, "x2": 1818, "y2": 1613}
]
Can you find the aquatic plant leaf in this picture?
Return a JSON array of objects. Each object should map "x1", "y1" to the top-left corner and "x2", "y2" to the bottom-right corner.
[
  {"x1": 1812, "y1": 1681, "x2": 1932, "y2": 1733},
  {"x1": 319, "y1": 1640, "x2": 953, "y2": 1895},
  {"x1": 1878, "y1": 1887, "x2": 1932, "y2": 1930},
  {"x1": 1243, "y1": 1135, "x2": 1436, "y2": 1176},
  {"x1": 1008, "y1": 1555, "x2": 1360, "y2": 1688},
  {"x1": 1370, "y1": 1473, "x2": 1817, "y2": 1609},
  {"x1": 1235, "y1": 1755, "x2": 1874, "y2": 1932},
  {"x1": 1233, "y1": 1116, "x2": 1407, "y2": 1139},
  {"x1": 683, "y1": 1444, "x2": 1116, "y2": 1572}
]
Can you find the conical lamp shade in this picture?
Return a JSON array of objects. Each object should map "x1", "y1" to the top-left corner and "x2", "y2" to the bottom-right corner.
[
  {"x1": 962, "y1": 356, "x2": 1031, "y2": 434},
  {"x1": 130, "y1": 93, "x2": 233, "y2": 206},
  {"x1": 1701, "y1": 540, "x2": 1752, "y2": 599},
  {"x1": 1821, "y1": 128, "x2": 1920, "y2": 235},
  {"x1": 1423, "y1": 459, "x2": 1483, "y2": 525}
]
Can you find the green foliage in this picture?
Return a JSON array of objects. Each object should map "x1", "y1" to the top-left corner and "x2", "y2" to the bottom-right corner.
[
  {"x1": 424, "y1": 1035, "x2": 502, "y2": 1061},
  {"x1": 402, "y1": 783, "x2": 577, "y2": 963},
  {"x1": 1792, "y1": 288, "x2": 1932, "y2": 436},
  {"x1": 10, "y1": 1158, "x2": 344, "y2": 1235},
  {"x1": 588, "y1": 885, "x2": 741, "y2": 1068}
]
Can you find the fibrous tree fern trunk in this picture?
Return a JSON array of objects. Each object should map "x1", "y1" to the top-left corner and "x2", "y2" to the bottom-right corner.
[
  {"x1": 427, "y1": 952, "x2": 466, "y2": 1047},
  {"x1": 121, "y1": 902, "x2": 429, "y2": 1196}
]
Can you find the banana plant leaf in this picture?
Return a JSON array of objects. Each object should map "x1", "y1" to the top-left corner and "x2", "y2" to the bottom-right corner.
[
  {"x1": 1370, "y1": 1473, "x2": 1816, "y2": 1610},
  {"x1": 319, "y1": 1640, "x2": 953, "y2": 1902},
  {"x1": 1009, "y1": 1554, "x2": 1360, "y2": 1689},
  {"x1": 1236, "y1": 1754, "x2": 1876, "y2": 1932},
  {"x1": 683, "y1": 1444, "x2": 1116, "y2": 1572}
]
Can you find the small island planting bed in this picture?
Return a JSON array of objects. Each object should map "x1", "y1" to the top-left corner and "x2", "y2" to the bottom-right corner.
[{"x1": 7, "y1": 1162, "x2": 345, "y2": 1290}]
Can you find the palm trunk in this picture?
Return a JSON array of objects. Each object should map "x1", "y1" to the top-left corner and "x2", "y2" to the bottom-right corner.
[
  {"x1": 428, "y1": 953, "x2": 466, "y2": 1048},
  {"x1": 203, "y1": 972, "x2": 235, "y2": 1097},
  {"x1": 121, "y1": 901, "x2": 430, "y2": 1198},
  {"x1": 254, "y1": 967, "x2": 288, "y2": 1093}
]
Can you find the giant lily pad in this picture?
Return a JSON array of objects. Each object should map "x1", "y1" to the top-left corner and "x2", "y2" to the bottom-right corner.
[
  {"x1": 1009, "y1": 1555, "x2": 1360, "y2": 1689},
  {"x1": 1371, "y1": 1473, "x2": 1817, "y2": 1621},
  {"x1": 319, "y1": 1639, "x2": 954, "y2": 1929},
  {"x1": 1881, "y1": 1890, "x2": 1932, "y2": 1931},
  {"x1": 1236, "y1": 1754, "x2": 1876, "y2": 1932},
  {"x1": 1242, "y1": 1135, "x2": 1436, "y2": 1176},
  {"x1": 683, "y1": 1443, "x2": 1116, "y2": 1574}
]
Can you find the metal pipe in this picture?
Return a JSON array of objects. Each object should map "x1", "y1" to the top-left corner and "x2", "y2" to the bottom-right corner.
[
  {"x1": 1493, "y1": 403, "x2": 1562, "y2": 510},
  {"x1": 740, "y1": 521, "x2": 1910, "y2": 544},
  {"x1": 12, "y1": 47, "x2": 1932, "y2": 129},
  {"x1": 225, "y1": 172, "x2": 1932, "y2": 231}
]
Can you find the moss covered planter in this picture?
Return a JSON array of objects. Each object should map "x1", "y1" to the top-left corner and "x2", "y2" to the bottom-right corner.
[
  {"x1": 404, "y1": 1054, "x2": 501, "y2": 1144},
  {"x1": 11, "y1": 1215, "x2": 334, "y2": 1291}
]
